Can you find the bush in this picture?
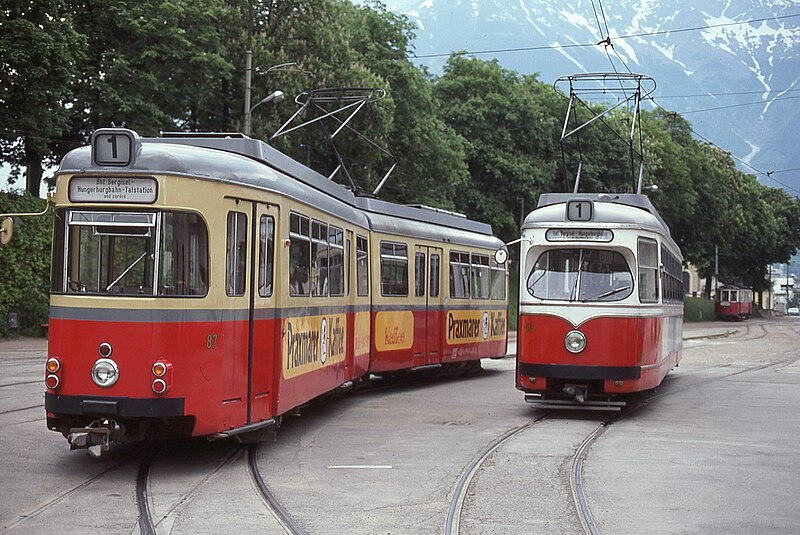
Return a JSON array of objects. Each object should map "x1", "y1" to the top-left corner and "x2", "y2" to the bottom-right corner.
[
  {"x1": 684, "y1": 296, "x2": 715, "y2": 322},
  {"x1": 0, "y1": 192, "x2": 52, "y2": 338}
]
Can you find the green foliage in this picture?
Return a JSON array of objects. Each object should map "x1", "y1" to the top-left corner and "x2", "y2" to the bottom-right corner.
[
  {"x1": 684, "y1": 296, "x2": 715, "y2": 323},
  {"x1": 0, "y1": 193, "x2": 52, "y2": 337},
  {"x1": 432, "y1": 56, "x2": 560, "y2": 242},
  {"x1": 0, "y1": 0, "x2": 87, "y2": 194}
]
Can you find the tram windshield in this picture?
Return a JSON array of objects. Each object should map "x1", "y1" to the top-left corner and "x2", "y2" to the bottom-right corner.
[
  {"x1": 527, "y1": 248, "x2": 633, "y2": 302},
  {"x1": 51, "y1": 209, "x2": 208, "y2": 297}
]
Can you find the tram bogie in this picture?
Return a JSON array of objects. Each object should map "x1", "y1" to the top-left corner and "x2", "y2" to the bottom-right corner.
[
  {"x1": 515, "y1": 193, "x2": 683, "y2": 408},
  {"x1": 44, "y1": 128, "x2": 508, "y2": 454}
]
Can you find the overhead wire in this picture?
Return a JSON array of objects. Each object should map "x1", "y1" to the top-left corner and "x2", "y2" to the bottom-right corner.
[
  {"x1": 585, "y1": 2, "x2": 799, "y2": 196},
  {"x1": 411, "y1": 13, "x2": 800, "y2": 59}
]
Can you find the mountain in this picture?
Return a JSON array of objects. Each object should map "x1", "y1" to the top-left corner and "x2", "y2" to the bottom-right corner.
[{"x1": 379, "y1": 0, "x2": 800, "y2": 194}]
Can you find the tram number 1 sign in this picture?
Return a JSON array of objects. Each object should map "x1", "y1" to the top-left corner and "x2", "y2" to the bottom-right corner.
[
  {"x1": 91, "y1": 128, "x2": 138, "y2": 167},
  {"x1": 566, "y1": 200, "x2": 593, "y2": 221}
]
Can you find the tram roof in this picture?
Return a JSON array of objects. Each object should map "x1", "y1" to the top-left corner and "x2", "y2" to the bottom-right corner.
[
  {"x1": 526, "y1": 193, "x2": 678, "y2": 248},
  {"x1": 57, "y1": 131, "x2": 497, "y2": 244}
]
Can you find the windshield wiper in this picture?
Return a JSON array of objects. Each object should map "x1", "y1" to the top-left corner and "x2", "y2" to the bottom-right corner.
[
  {"x1": 583, "y1": 284, "x2": 632, "y2": 302},
  {"x1": 568, "y1": 250, "x2": 584, "y2": 302},
  {"x1": 106, "y1": 251, "x2": 148, "y2": 292}
]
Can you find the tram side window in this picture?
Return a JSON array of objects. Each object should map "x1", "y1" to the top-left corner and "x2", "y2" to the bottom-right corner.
[
  {"x1": 226, "y1": 212, "x2": 248, "y2": 297},
  {"x1": 660, "y1": 244, "x2": 683, "y2": 304},
  {"x1": 450, "y1": 251, "x2": 471, "y2": 299},
  {"x1": 289, "y1": 213, "x2": 310, "y2": 296},
  {"x1": 415, "y1": 252, "x2": 426, "y2": 297},
  {"x1": 328, "y1": 226, "x2": 344, "y2": 296},
  {"x1": 356, "y1": 235, "x2": 369, "y2": 296},
  {"x1": 380, "y1": 241, "x2": 408, "y2": 296},
  {"x1": 490, "y1": 258, "x2": 506, "y2": 300},
  {"x1": 638, "y1": 238, "x2": 659, "y2": 303},
  {"x1": 471, "y1": 254, "x2": 490, "y2": 299},
  {"x1": 159, "y1": 212, "x2": 208, "y2": 296},
  {"x1": 258, "y1": 216, "x2": 274, "y2": 297},
  {"x1": 430, "y1": 254, "x2": 440, "y2": 298},
  {"x1": 311, "y1": 221, "x2": 329, "y2": 297}
]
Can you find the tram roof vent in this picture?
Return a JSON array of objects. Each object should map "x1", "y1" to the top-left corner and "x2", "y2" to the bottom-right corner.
[
  {"x1": 404, "y1": 204, "x2": 467, "y2": 219},
  {"x1": 161, "y1": 132, "x2": 248, "y2": 139}
]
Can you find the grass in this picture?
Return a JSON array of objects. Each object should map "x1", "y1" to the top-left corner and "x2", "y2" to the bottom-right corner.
[{"x1": 684, "y1": 296, "x2": 715, "y2": 322}]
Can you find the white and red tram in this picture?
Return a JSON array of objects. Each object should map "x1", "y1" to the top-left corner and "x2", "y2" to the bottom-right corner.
[
  {"x1": 44, "y1": 128, "x2": 508, "y2": 454},
  {"x1": 515, "y1": 193, "x2": 683, "y2": 408},
  {"x1": 714, "y1": 285, "x2": 753, "y2": 321}
]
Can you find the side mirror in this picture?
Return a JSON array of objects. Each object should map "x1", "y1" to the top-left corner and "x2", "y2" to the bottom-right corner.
[
  {"x1": 494, "y1": 248, "x2": 508, "y2": 265},
  {"x1": 0, "y1": 217, "x2": 13, "y2": 245}
]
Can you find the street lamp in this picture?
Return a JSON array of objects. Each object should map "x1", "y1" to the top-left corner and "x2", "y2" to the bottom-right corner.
[
  {"x1": 246, "y1": 90, "x2": 285, "y2": 133},
  {"x1": 243, "y1": 61, "x2": 297, "y2": 136}
]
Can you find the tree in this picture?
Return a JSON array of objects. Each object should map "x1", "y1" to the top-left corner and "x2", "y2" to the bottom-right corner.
[
  {"x1": 432, "y1": 56, "x2": 561, "y2": 241},
  {"x1": 0, "y1": 0, "x2": 86, "y2": 195}
]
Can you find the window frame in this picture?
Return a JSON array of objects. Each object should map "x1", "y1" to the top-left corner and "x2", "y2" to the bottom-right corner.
[{"x1": 380, "y1": 240, "x2": 409, "y2": 297}]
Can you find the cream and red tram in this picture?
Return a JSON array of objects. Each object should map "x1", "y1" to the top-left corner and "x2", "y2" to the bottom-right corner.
[
  {"x1": 45, "y1": 128, "x2": 507, "y2": 455},
  {"x1": 515, "y1": 193, "x2": 683, "y2": 409}
]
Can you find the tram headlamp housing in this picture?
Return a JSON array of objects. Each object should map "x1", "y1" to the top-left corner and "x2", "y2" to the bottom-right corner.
[
  {"x1": 91, "y1": 358, "x2": 120, "y2": 387},
  {"x1": 564, "y1": 330, "x2": 587, "y2": 354},
  {"x1": 152, "y1": 361, "x2": 168, "y2": 377},
  {"x1": 98, "y1": 342, "x2": 113, "y2": 358},
  {"x1": 152, "y1": 378, "x2": 168, "y2": 395},
  {"x1": 46, "y1": 357, "x2": 61, "y2": 373},
  {"x1": 45, "y1": 374, "x2": 60, "y2": 390}
]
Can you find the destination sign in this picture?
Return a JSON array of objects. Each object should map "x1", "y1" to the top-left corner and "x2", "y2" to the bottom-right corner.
[
  {"x1": 69, "y1": 176, "x2": 157, "y2": 204},
  {"x1": 545, "y1": 228, "x2": 613, "y2": 242}
]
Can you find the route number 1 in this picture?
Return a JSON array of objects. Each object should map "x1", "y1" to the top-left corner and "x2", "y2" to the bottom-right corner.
[
  {"x1": 93, "y1": 132, "x2": 132, "y2": 166},
  {"x1": 567, "y1": 200, "x2": 593, "y2": 221}
]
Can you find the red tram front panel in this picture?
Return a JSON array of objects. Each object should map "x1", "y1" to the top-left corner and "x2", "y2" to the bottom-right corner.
[{"x1": 516, "y1": 311, "x2": 682, "y2": 396}]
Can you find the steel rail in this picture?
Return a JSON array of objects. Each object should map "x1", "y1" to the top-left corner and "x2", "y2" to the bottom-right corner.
[
  {"x1": 247, "y1": 443, "x2": 308, "y2": 535},
  {"x1": 445, "y1": 416, "x2": 548, "y2": 535}
]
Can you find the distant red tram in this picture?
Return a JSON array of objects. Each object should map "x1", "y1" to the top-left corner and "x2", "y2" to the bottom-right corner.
[
  {"x1": 44, "y1": 128, "x2": 508, "y2": 455},
  {"x1": 514, "y1": 193, "x2": 683, "y2": 409},
  {"x1": 714, "y1": 286, "x2": 753, "y2": 321}
]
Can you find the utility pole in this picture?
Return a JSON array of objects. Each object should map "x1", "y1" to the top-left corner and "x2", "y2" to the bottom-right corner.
[{"x1": 243, "y1": 0, "x2": 253, "y2": 136}]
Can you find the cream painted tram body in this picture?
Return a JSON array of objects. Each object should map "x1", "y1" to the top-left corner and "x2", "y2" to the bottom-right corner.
[
  {"x1": 44, "y1": 128, "x2": 507, "y2": 454},
  {"x1": 516, "y1": 193, "x2": 683, "y2": 408}
]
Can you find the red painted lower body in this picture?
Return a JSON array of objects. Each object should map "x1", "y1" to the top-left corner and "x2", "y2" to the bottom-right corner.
[
  {"x1": 46, "y1": 306, "x2": 507, "y2": 443},
  {"x1": 516, "y1": 313, "x2": 682, "y2": 398}
]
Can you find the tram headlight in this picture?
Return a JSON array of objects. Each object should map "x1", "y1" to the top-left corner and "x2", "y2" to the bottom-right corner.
[
  {"x1": 91, "y1": 358, "x2": 119, "y2": 388},
  {"x1": 152, "y1": 361, "x2": 168, "y2": 377},
  {"x1": 46, "y1": 357, "x2": 61, "y2": 373},
  {"x1": 564, "y1": 330, "x2": 587, "y2": 354},
  {"x1": 45, "y1": 374, "x2": 60, "y2": 390},
  {"x1": 152, "y1": 378, "x2": 168, "y2": 395}
]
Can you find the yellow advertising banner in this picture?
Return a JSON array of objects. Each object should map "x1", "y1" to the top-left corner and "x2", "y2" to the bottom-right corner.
[
  {"x1": 374, "y1": 311, "x2": 414, "y2": 352},
  {"x1": 283, "y1": 314, "x2": 347, "y2": 379},
  {"x1": 446, "y1": 309, "x2": 507, "y2": 345},
  {"x1": 354, "y1": 311, "x2": 371, "y2": 358}
]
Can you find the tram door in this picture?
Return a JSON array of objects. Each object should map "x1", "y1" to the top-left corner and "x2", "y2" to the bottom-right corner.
[
  {"x1": 223, "y1": 199, "x2": 279, "y2": 430},
  {"x1": 416, "y1": 246, "x2": 444, "y2": 365},
  {"x1": 249, "y1": 203, "x2": 279, "y2": 424}
]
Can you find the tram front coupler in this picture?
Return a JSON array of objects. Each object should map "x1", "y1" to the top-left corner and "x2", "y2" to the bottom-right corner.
[
  {"x1": 563, "y1": 384, "x2": 588, "y2": 403},
  {"x1": 68, "y1": 419, "x2": 124, "y2": 457}
]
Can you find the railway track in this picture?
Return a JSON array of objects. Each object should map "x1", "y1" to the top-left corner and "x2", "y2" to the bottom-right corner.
[
  {"x1": 444, "y1": 416, "x2": 547, "y2": 535},
  {"x1": 1, "y1": 447, "x2": 147, "y2": 532},
  {"x1": 247, "y1": 444, "x2": 308, "y2": 535}
]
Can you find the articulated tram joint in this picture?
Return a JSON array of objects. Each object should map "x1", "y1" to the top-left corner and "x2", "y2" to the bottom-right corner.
[{"x1": 68, "y1": 419, "x2": 125, "y2": 458}]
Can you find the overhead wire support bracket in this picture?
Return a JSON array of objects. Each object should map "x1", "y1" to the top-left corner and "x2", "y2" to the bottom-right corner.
[
  {"x1": 271, "y1": 88, "x2": 398, "y2": 196},
  {"x1": 554, "y1": 73, "x2": 656, "y2": 194}
]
